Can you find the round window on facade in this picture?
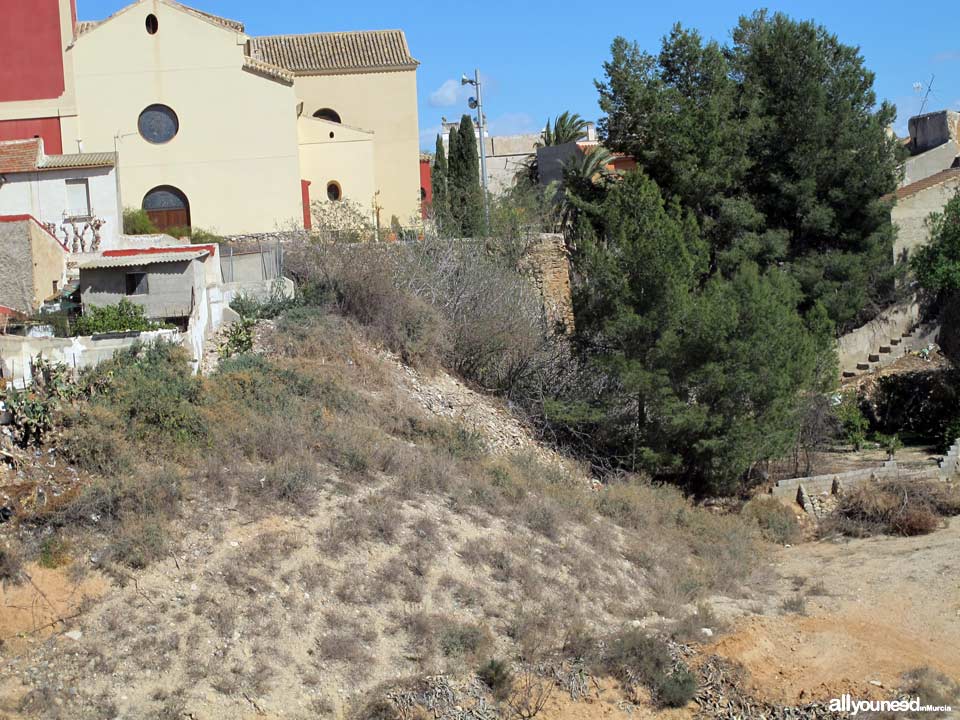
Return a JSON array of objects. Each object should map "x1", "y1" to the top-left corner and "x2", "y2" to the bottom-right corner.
[
  {"x1": 146, "y1": 13, "x2": 159, "y2": 34},
  {"x1": 327, "y1": 182, "x2": 342, "y2": 201},
  {"x1": 138, "y1": 104, "x2": 179, "y2": 144}
]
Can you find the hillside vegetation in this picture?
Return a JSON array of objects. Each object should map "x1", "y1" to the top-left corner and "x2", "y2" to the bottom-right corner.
[{"x1": 1, "y1": 303, "x2": 765, "y2": 718}]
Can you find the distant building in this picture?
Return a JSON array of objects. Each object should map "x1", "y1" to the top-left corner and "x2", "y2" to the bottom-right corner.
[
  {"x1": 888, "y1": 110, "x2": 960, "y2": 263},
  {"x1": 900, "y1": 110, "x2": 960, "y2": 188},
  {"x1": 0, "y1": 138, "x2": 121, "y2": 251},
  {"x1": 0, "y1": 0, "x2": 422, "y2": 235},
  {"x1": 436, "y1": 120, "x2": 635, "y2": 194}
]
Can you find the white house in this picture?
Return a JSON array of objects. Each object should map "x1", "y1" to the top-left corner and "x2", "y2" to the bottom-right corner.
[{"x1": 0, "y1": 138, "x2": 122, "y2": 252}]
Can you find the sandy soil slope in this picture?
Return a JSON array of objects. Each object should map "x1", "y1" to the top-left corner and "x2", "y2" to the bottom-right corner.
[{"x1": 707, "y1": 516, "x2": 960, "y2": 705}]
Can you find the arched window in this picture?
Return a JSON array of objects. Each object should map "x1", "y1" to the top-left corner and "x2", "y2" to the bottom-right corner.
[
  {"x1": 143, "y1": 185, "x2": 190, "y2": 232},
  {"x1": 138, "y1": 104, "x2": 179, "y2": 144},
  {"x1": 313, "y1": 108, "x2": 342, "y2": 124},
  {"x1": 326, "y1": 182, "x2": 342, "y2": 201}
]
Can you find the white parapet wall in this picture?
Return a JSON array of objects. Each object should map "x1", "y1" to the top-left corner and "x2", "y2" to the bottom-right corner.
[{"x1": 0, "y1": 328, "x2": 182, "y2": 387}]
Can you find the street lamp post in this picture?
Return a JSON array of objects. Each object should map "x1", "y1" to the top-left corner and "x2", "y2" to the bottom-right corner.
[{"x1": 461, "y1": 68, "x2": 490, "y2": 227}]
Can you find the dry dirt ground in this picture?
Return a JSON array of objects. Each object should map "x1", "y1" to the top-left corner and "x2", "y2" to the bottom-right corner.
[
  {"x1": 706, "y1": 516, "x2": 960, "y2": 707},
  {"x1": 1, "y1": 337, "x2": 958, "y2": 718}
]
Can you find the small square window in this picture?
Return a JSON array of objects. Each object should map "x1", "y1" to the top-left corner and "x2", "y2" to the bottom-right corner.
[
  {"x1": 126, "y1": 272, "x2": 148, "y2": 296},
  {"x1": 66, "y1": 179, "x2": 91, "y2": 217}
]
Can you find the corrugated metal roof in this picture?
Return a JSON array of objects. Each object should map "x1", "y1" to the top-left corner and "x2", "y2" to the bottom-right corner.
[
  {"x1": 248, "y1": 30, "x2": 418, "y2": 75},
  {"x1": 80, "y1": 250, "x2": 209, "y2": 269}
]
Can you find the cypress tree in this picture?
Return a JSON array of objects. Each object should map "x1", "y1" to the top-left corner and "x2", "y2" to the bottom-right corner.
[
  {"x1": 456, "y1": 114, "x2": 485, "y2": 236},
  {"x1": 446, "y1": 126, "x2": 463, "y2": 236},
  {"x1": 431, "y1": 134, "x2": 450, "y2": 234}
]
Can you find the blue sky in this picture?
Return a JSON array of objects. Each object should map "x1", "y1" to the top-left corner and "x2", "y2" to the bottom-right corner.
[{"x1": 80, "y1": 0, "x2": 960, "y2": 150}]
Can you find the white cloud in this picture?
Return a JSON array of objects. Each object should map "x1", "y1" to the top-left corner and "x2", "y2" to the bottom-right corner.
[
  {"x1": 429, "y1": 79, "x2": 462, "y2": 107},
  {"x1": 933, "y1": 50, "x2": 960, "y2": 63}
]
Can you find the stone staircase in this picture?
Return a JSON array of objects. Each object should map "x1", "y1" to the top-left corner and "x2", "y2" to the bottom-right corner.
[{"x1": 841, "y1": 321, "x2": 940, "y2": 378}]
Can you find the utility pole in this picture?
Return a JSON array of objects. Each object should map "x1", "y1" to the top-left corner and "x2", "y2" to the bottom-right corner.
[{"x1": 462, "y1": 69, "x2": 490, "y2": 227}]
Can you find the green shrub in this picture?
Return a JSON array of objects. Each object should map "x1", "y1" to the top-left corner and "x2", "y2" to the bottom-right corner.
[
  {"x1": 477, "y1": 658, "x2": 513, "y2": 700},
  {"x1": 439, "y1": 621, "x2": 488, "y2": 658},
  {"x1": 741, "y1": 496, "x2": 801, "y2": 544},
  {"x1": 656, "y1": 668, "x2": 697, "y2": 707},
  {"x1": 74, "y1": 299, "x2": 164, "y2": 336},
  {"x1": 38, "y1": 536, "x2": 70, "y2": 568},
  {"x1": 80, "y1": 341, "x2": 207, "y2": 448},
  {"x1": 836, "y1": 392, "x2": 869, "y2": 450},
  {"x1": 60, "y1": 404, "x2": 132, "y2": 475},
  {"x1": 874, "y1": 432, "x2": 902, "y2": 458},
  {"x1": 122, "y1": 208, "x2": 159, "y2": 235},
  {"x1": 164, "y1": 226, "x2": 223, "y2": 244}
]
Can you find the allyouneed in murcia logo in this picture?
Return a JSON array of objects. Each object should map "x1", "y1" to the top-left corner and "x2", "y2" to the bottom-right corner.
[{"x1": 829, "y1": 694, "x2": 953, "y2": 715}]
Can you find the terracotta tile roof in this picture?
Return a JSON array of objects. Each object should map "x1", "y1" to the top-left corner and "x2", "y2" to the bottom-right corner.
[
  {"x1": 242, "y1": 56, "x2": 295, "y2": 85},
  {"x1": 170, "y1": 2, "x2": 244, "y2": 33},
  {"x1": 76, "y1": 1, "x2": 244, "y2": 37},
  {"x1": 76, "y1": 20, "x2": 101, "y2": 35},
  {"x1": 0, "y1": 139, "x2": 42, "y2": 173},
  {"x1": 40, "y1": 152, "x2": 116, "y2": 170},
  {"x1": 248, "y1": 30, "x2": 418, "y2": 75},
  {"x1": 891, "y1": 168, "x2": 960, "y2": 201},
  {"x1": 0, "y1": 139, "x2": 115, "y2": 174}
]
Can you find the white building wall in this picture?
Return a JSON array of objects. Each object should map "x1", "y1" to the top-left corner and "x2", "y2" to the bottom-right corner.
[{"x1": 0, "y1": 166, "x2": 122, "y2": 249}]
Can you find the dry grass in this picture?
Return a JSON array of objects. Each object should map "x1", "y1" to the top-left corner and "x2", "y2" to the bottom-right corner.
[
  {"x1": 3, "y1": 307, "x2": 767, "y2": 718},
  {"x1": 822, "y1": 480, "x2": 960, "y2": 537}
]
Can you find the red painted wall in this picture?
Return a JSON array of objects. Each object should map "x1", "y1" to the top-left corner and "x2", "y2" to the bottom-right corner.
[
  {"x1": 419, "y1": 159, "x2": 432, "y2": 219},
  {"x1": 0, "y1": 117, "x2": 63, "y2": 153},
  {"x1": 0, "y1": 0, "x2": 66, "y2": 102},
  {"x1": 301, "y1": 180, "x2": 312, "y2": 230}
]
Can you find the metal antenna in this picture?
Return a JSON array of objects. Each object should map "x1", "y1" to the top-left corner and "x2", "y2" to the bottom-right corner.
[{"x1": 918, "y1": 74, "x2": 936, "y2": 116}]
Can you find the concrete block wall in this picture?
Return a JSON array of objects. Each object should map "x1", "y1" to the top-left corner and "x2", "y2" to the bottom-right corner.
[
  {"x1": 837, "y1": 297, "x2": 921, "y2": 375},
  {"x1": 939, "y1": 438, "x2": 960, "y2": 479}
]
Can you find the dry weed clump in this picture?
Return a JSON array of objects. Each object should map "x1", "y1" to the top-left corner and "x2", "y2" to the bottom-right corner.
[
  {"x1": 823, "y1": 479, "x2": 960, "y2": 537},
  {"x1": 741, "y1": 496, "x2": 802, "y2": 544}
]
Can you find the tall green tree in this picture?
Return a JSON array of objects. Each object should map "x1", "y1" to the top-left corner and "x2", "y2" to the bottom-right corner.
[
  {"x1": 565, "y1": 170, "x2": 834, "y2": 494},
  {"x1": 431, "y1": 134, "x2": 451, "y2": 233},
  {"x1": 445, "y1": 126, "x2": 462, "y2": 236},
  {"x1": 450, "y1": 114, "x2": 485, "y2": 236},
  {"x1": 597, "y1": 14, "x2": 903, "y2": 331}
]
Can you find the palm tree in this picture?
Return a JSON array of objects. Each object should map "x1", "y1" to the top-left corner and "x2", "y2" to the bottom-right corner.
[
  {"x1": 541, "y1": 112, "x2": 590, "y2": 147},
  {"x1": 517, "y1": 112, "x2": 591, "y2": 185},
  {"x1": 557, "y1": 146, "x2": 616, "y2": 233}
]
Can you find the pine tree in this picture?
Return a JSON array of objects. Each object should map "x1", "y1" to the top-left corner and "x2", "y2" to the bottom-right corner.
[{"x1": 431, "y1": 134, "x2": 450, "y2": 234}]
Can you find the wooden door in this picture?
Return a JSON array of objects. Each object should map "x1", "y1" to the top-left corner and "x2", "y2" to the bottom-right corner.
[{"x1": 146, "y1": 208, "x2": 190, "y2": 232}]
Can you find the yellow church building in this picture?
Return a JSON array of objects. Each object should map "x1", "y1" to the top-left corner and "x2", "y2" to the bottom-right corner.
[{"x1": 0, "y1": 0, "x2": 421, "y2": 235}]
